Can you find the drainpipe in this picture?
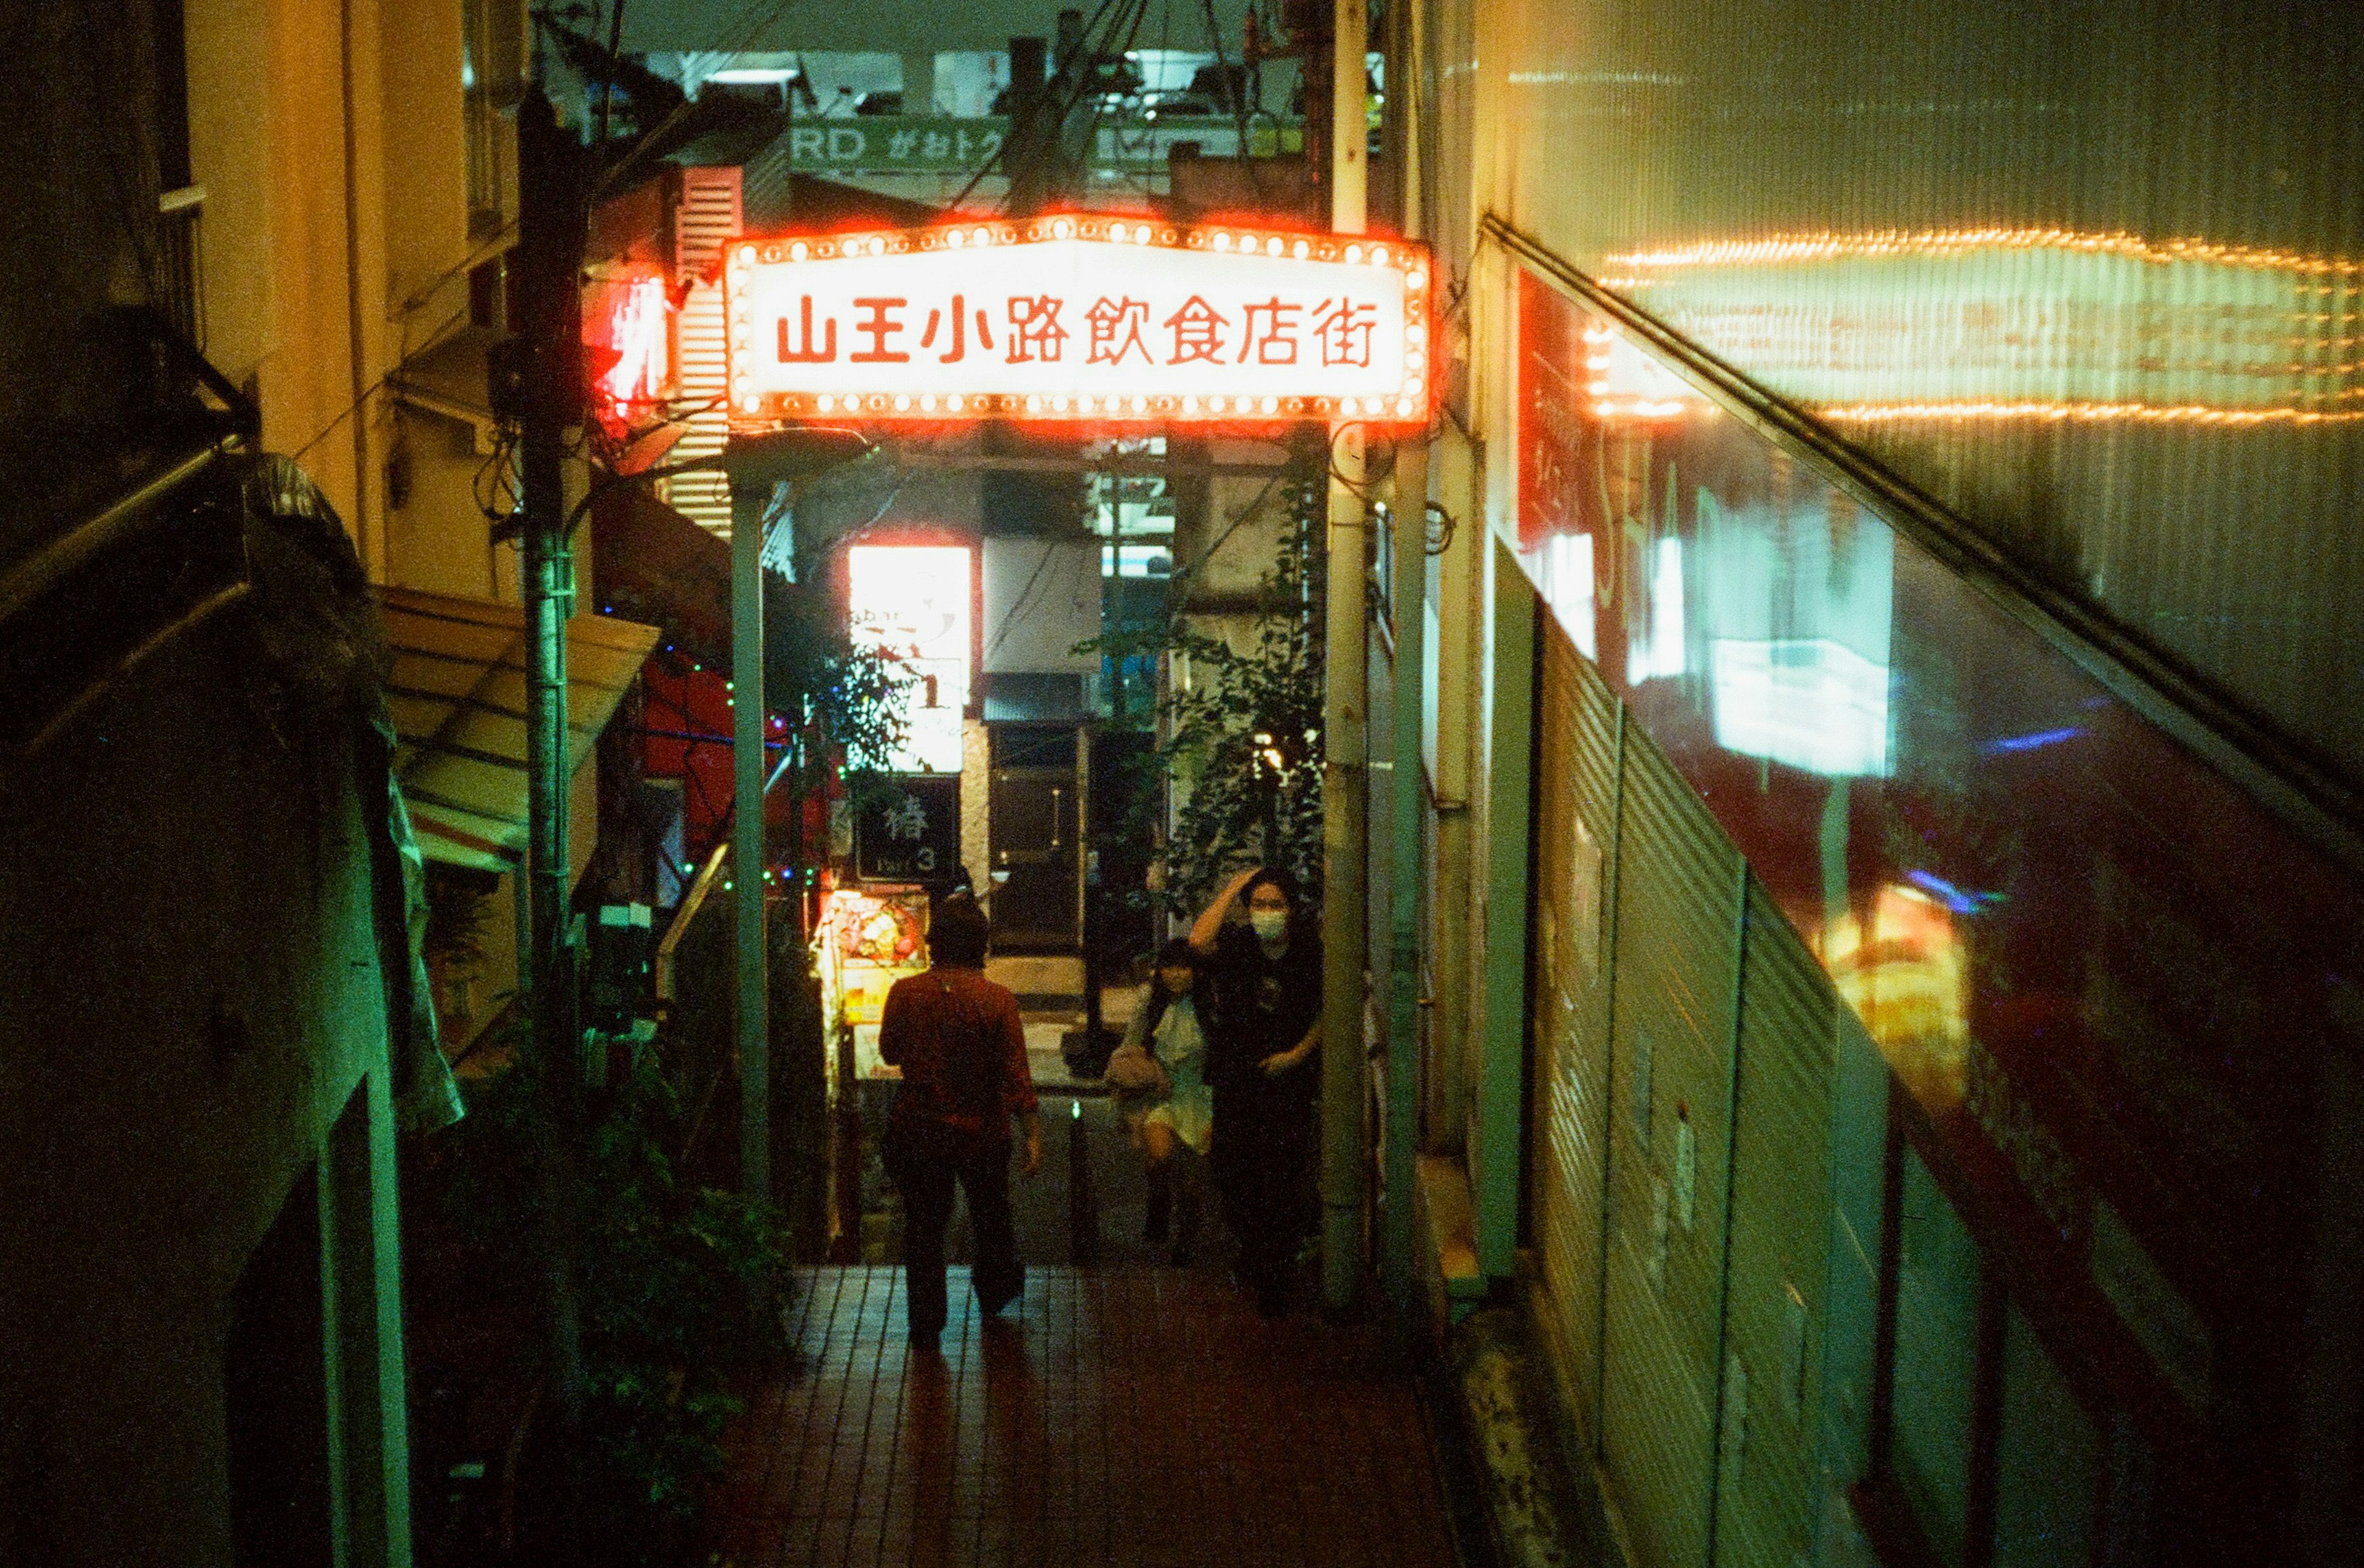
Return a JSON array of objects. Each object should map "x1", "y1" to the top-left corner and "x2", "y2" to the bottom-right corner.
[
  {"x1": 1386, "y1": 436, "x2": 1429, "y2": 1322},
  {"x1": 730, "y1": 478, "x2": 774, "y2": 1205},
  {"x1": 1319, "y1": 0, "x2": 1370, "y2": 1316}
]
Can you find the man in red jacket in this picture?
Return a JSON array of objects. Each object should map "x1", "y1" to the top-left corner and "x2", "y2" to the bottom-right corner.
[{"x1": 880, "y1": 893, "x2": 1043, "y2": 1349}]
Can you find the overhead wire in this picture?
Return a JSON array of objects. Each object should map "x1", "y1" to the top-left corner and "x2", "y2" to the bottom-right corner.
[
  {"x1": 584, "y1": 0, "x2": 807, "y2": 204},
  {"x1": 983, "y1": 536, "x2": 1064, "y2": 661},
  {"x1": 937, "y1": 0, "x2": 1143, "y2": 214},
  {"x1": 1199, "y1": 0, "x2": 1269, "y2": 199}
]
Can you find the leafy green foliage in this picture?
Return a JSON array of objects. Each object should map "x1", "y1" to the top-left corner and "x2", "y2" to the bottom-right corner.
[
  {"x1": 763, "y1": 574, "x2": 911, "y2": 788},
  {"x1": 1084, "y1": 481, "x2": 1327, "y2": 919},
  {"x1": 441, "y1": 1041, "x2": 792, "y2": 1562}
]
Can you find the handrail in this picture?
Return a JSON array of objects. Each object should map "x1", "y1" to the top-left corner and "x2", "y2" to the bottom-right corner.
[
  {"x1": 1479, "y1": 210, "x2": 2364, "y2": 878},
  {"x1": 17, "y1": 583, "x2": 252, "y2": 763},
  {"x1": 653, "y1": 840, "x2": 731, "y2": 1003},
  {"x1": 0, "y1": 442, "x2": 227, "y2": 632}
]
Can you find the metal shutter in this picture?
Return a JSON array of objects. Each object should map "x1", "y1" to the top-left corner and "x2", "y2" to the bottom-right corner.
[
  {"x1": 1600, "y1": 719, "x2": 1745, "y2": 1568},
  {"x1": 1530, "y1": 620, "x2": 1622, "y2": 1444},
  {"x1": 1714, "y1": 876, "x2": 1838, "y2": 1568}
]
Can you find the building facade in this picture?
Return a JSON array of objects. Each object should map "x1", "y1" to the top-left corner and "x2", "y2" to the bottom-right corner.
[
  {"x1": 1391, "y1": 2, "x2": 2364, "y2": 1566},
  {"x1": 0, "y1": 0, "x2": 672, "y2": 1560}
]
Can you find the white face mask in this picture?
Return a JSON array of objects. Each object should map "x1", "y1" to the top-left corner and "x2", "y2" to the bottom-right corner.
[{"x1": 1249, "y1": 909, "x2": 1289, "y2": 943}]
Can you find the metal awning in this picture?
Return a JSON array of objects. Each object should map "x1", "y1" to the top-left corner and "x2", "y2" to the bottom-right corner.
[
  {"x1": 378, "y1": 586, "x2": 661, "y2": 871},
  {"x1": 388, "y1": 325, "x2": 501, "y2": 451}
]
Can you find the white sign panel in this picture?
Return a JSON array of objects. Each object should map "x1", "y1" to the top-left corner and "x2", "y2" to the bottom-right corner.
[
  {"x1": 725, "y1": 217, "x2": 1432, "y2": 427},
  {"x1": 847, "y1": 545, "x2": 970, "y2": 774}
]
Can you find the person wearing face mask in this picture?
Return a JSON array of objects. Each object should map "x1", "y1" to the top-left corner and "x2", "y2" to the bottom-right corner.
[{"x1": 1189, "y1": 865, "x2": 1322, "y2": 1316}]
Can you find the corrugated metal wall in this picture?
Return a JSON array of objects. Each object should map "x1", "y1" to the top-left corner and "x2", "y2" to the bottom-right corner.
[
  {"x1": 662, "y1": 167, "x2": 742, "y2": 539},
  {"x1": 1490, "y1": 0, "x2": 2364, "y2": 790},
  {"x1": 1531, "y1": 621, "x2": 1622, "y2": 1441},
  {"x1": 1715, "y1": 878, "x2": 1840, "y2": 1568},
  {"x1": 1601, "y1": 719, "x2": 1744, "y2": 1568}
]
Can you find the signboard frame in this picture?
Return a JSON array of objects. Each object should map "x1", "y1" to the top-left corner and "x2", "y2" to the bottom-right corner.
[
  {"x1": 723, "y1": 214, "x2": 1434, "y2": 430},
  {"x1": 854, "y1": 774, "x2": 963, "y2": 883}
]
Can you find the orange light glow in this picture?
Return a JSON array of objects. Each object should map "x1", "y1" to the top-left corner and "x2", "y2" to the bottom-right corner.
[
  {"x1": 1815, "y1": 399, "x2": 2364, "y2": 427},
  {"x1": 1607, "y1": 227, "x2": 2364, "y2": 279},
  {"x1": 1600, "y1": 226, "x2": 2364, "y2": 424},
  {"x1": 1824, "y1": 884, "x2": 1969, "y2": 1109}
]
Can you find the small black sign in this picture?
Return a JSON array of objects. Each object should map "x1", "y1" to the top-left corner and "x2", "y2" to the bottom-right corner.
[{"x1": 854, "y1": 775, "x2": 962, "y2": 883}]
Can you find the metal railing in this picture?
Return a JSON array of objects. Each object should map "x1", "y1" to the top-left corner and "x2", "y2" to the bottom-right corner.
[{"x1": 158, "y1": 185, "x2": 206, "y2": 350}]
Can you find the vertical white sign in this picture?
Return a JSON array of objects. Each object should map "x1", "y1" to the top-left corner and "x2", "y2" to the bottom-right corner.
[{"x1": 847, "y1": 545, "x2": 970, "y2": 774}]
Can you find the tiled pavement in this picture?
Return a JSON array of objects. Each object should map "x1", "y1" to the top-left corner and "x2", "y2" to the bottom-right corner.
[{"x1": 712, "y1": 1265, "x2": 1468, "y2": 1568}]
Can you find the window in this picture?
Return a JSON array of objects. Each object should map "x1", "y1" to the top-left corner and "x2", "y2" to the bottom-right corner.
[
  {"x1": 1888, "y1": 1147, "x2": 1984, "y2": 1566},
  {"x1": 1867, "y1": 1138, "x2": 2144, "y2": 1568},
  {"x1": 1992, "y1": 1306, "x2": 2104, "y2": 1568},
  {"x1": 462, "y1": 0, "x2": 523, "y2": 239}
]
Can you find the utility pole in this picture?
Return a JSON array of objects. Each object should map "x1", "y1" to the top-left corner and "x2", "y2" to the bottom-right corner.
[
  {"x1": 1005, "y1": 36, "x2": 1049, "y2": 215},
  {"x1": 513, "y1": 81, "x2": 589, "y2": 1553},
  {"x1": 1319, "y1": 0, "x2": 1370, "y2": 1316},
  {"x1": 716, "y1": 431, "x2": 871, "y2": 1214}
]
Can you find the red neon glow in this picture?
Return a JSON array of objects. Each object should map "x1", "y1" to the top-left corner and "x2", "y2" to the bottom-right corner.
[
  {"x1": 723, "y1": 215, "x2": 1433, "y2": 428},
  {"x1": 596, "y1": 272, "x2": 670, "y2": 419}
]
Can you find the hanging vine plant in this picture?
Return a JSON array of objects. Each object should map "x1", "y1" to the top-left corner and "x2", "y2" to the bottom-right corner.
[{"x1": 1083, "y1": 477, "x2": 1328, "y2": 921}]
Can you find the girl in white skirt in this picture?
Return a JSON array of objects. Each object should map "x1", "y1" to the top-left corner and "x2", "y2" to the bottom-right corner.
[{"x1": 1109, "y1": 939, "x2": 1214, "y2": 1262}]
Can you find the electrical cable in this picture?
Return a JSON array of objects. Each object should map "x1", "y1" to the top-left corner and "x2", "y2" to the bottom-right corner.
[
  {"x1": 983, "y1": 535, "x2": 1065, "y2": 661},
  {"x1": 938, "y1": 0, "x2": 1141, "y2": 213},
  {"x1": 1199, "y1": 0, "x2": 1269, "y2": 199},
  {"x1": 1422, "y1": 500, "x2": 1456, "y2": 556},
  {"x1": 1326, "y1": 420, "x2": 1401, "y2": 496},
  {"x1": 76, "y1": 0, "x2": 164, "y2": 319},
  {"x1": 584, "y1": 0, "x2": 810, "y2": 204},
  {"x1": 1162, "y1": 466, "x2": 1291, "y2": 632},
  {"x1": 826, "y1": 469, "x2": 917, "y2": 555},
  {"x1": 596, "y1": 0, "x2": 627, "y2": 150}
]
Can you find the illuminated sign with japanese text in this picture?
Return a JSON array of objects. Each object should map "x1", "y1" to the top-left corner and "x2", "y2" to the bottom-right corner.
[
  {"x1": 846, "y1": 545, "x2": 970, "y2": 774},
  {"x1": 724, "y1": 216, "x2": 1432, "y2": 427}
]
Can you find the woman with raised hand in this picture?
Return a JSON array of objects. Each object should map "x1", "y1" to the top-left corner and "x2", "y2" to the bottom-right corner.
[{"x1": 1189, "y1": 866, "x2": 1322, "y2": 1316}]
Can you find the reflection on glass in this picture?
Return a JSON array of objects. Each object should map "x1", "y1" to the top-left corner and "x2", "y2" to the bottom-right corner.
[
  {"x1": 1826, "y1": 885, "x2": 1968, "y2": 1111},
  {"x1": 1581, "y1": 319, "x2": 1707, "y2": 420},
  {"x1": 1710, "y1": 640, "x2": 1889, "y2": 776},
  {"x1": 1604, "y1": 228, "x2": 2364, "y2": 426},
  {"x1": 1992, "y1": 1306, "x2": 2102, "y2": 1568},
  {"x1": 1532, "y1": 531, "x2": 1596, "y2": 658},
  {"x1": 1694, "y1": 486, "x2": 1894, "y2": 777},
  {"x1": 1633, "y1": 536, "x2": 1685, "y2": 680},
  {"x1": 1508, "y1": 263, "x2": 2364, "y2": 1471},
  {"x1": 1507, "y1": 264, "x2": 2364, "y2": 1340},
  {"x1": 1891, "y1": 1147, "x2": 1982, "y2": 1568}
]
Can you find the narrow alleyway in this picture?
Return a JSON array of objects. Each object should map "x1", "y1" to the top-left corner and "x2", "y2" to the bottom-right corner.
[
  {"x1": 712, "y1": 976, "x2": 1475, "y2": 1567},
  {"x1": 711, "y1": 1265, "x2": 1467, "y2": 1568}
]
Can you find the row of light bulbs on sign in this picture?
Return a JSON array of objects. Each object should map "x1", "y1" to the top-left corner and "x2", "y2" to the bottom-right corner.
[
  {"x1": 798, "y1": 387, "x2": 1427, "y2": 419},
  {"x1": 735, "y1": 220, "x2": 1425, "y2": 273}
]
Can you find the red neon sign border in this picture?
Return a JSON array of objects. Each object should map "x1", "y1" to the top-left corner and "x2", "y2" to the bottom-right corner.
[{"x1": 722, "y1": 214, "x2": 1434, "y2": 430}]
